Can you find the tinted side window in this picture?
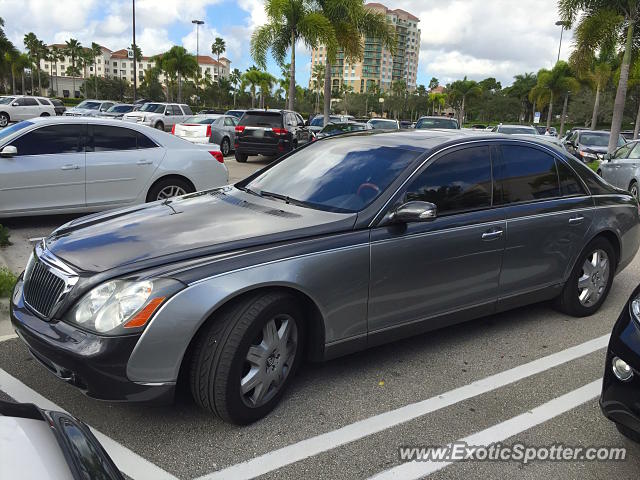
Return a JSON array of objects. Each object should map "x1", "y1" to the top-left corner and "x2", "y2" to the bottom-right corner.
[
  {"x1": 224, "y1": 116, "x2": 235, "y2": 126},
  {"x1": 405, "y1": 146, "x2": 492, "y2": 215},
  {"x1": 17, "y1": 97, "x2": 38, "y2": 106},
  {"x1": 614, "y1": 144, "x2": 633, "y2": 159},
  {"x1": 37, "y1": 98, "x2": 51, "y2": 105},
  {"x1": 557, "y1": 160, "x2": 586, "y2": 196},
  {"x1": 496, "y1": 145, "x2": 559, "y2": 203},
  {"x1": 10, "y1": 125, "x2": 84, "y2": 155},
  {"x1": 91, "y1": 125, "x2": 137, "y2": 151},
  {"x1": 137, "y1": 132, "x2": 157, "y2": 149},
  {"x1": 629, "y1": 143, "x2": 640, "y2": 159},
  {"x1": 181, "y1": 105, "x2": 193, "y2": 115}
]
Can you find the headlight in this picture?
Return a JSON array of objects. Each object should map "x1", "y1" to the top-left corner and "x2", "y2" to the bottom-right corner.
[
  {"x1": 579, "y1": 151, "x2": 598, "y2": 159},
  {"x1": 631, "y1": 297, "x2": 640, "y2": 323},
  {"x1": 67, "y1": 278, "x2": 183, "y2": 335}
]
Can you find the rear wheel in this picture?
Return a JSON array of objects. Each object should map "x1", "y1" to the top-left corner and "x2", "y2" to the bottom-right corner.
[
  {"x1": 616, "y1": 423, "x2": 640, "y2": 443},
  {"x1": 154, "y1": 121, "x2": 164, "y2": 131},
  {"x1": 0, "y1": 113, "x2": 9, "y2": 127},
  {"x1": 235, "y1": 151, "x2": 248, "y2": 163},
  {"x1": 189, "y1": 292, "x2": 305, "y2": 424},
  {"x1": 221, "y1": 137, "x2": 231, "y2": 156},
  {"x1": 146, "y1": 177, "x2": 194, "y2": 202},
  {"x1": 40, "y1": 112, "x2": 50, "y2": 117},
  {"x1": 629, "y1": 181, "x2": 638, "y2": 200},
  {"x1": 556, "y1": 237, "x2": 615, "y2": 317}
]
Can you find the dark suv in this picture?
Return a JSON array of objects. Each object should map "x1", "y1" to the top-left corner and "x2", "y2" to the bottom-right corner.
[{"x1": 234, "y1": 109, "x2": 311, "y2": 162}]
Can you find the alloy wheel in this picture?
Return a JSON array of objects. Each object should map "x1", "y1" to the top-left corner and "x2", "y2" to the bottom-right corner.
[
  {"x1": 0, "y1": 115, "x2": 7, "y2": 127},
  {"x1": 577, "y1": 248, "x2": 610, "y2": 307},
  {"x1": 222, "y1": 139, "x2": 230, "y2": 156},
  {"x1": 631, "y1": 183, "x2": 638, "y2": 200},
  {"x1": 156, "y1": 185, "x2": 187, "y2": 200},
  {"x1": 240, "y1": 314, "x2": 298, "y2": 408}
]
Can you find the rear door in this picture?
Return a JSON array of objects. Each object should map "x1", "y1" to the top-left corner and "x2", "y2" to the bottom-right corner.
[
  {"x1": 612, "y1": 142, "x2": 640, "y2": 192},
  {"x1": 238, "y1": 111, "x2": 283, "y2": 149},
  {"x1": 495, "y1": 143, "x2": 593, "y2": 308},
  {"x1": 602, "y1": 143, "x2": 633, "y2": 188},
  {"x1": 1, "y1": 124, "x2": 86, "y2": 213},
  {"x1": 13, "y1": 97, "x2": 39, "y2": 120},
  {"x1": 85, "y1": 124, "x2": 162, "y2": 206}
]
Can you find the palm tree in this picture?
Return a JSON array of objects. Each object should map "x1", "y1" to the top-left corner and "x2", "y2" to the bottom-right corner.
[
  {"x1": 560, "y1": 0, "x2": 640, "y2": 152},
  {"x1": 257, "y1": 71, "x2": 276, "y2": 108},
  {"x1": 49, "y1": 45, "x2": 64, "y2": 96},
  {"x1": 242, "y1": 67, "x2": 262, "y2": 108},
  {"x1": 311, "y1": 63, "x2": 325, "y2": 112},
  {"x1": 159, "y1": 46, "x2": 198, "y2": 102},
  {"x1": 341, "y1": 82, "x2": 354, "y2": 114},
  {"x1": 4, "y1": 49, "x2": 20, "y2": 94},
  {"x1": 448, "y1": 76, "x2": 482, "y2": 125},
  {"x1": 510, "y1": 72, "x2": 537, "y2": 121},
  {"x1": 534, "y1": 61, "x2": 578, "y2": 131},
  {"x1": 16, "y1": 53, "x2": 30, "y2": 94},
  {"x1": 251, "y1": 0, "x2": 334, "y2": 110},
  {"x1": 428, "y1": 91, "x2": 446, "y2": 115},
  {"x1": 23, "y1": 32, "x2": 41, "y2": 94},
  {"x1": 88, "y1": 43, "x2": 103, "y2": 98},
  {"x1": 64, "y1": 38, "x2": 83, "y2": 98},
  {"x1": 211, "y1": 37, "x2": 226, "y2": 78},
  {"x1": 318, "y1": 0, "x2": 396, "y2": 125},
  {"x1": 229, "y1": 68, "x2": 242, "y2": 107},
  {"x1": 572, "y1": 54, "x2": 612, "y2": 130}
]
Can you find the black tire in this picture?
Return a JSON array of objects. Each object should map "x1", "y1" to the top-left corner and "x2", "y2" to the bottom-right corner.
[
  {"x1": 616, "y1": 423, "x2": 640, "y2": 443},
  {"x1": 235, "y1": 151, "x2": 248, "y2": 163},
  {"x1": 556, "y1": 236, "x2": 616, "y2": 317},
  {"x1": 154, "y1": 121, "x2": 164, "y2": 131},
  {"x1": 146, "y1": 177, "x2": 194, "y2": 202},
  {"x1": 629, "y1": 181, "x2": 638, "y2": 200},
  {"x1": 221, "y1": 137, "x2": 231, "y2": 156},
  {"x1": 40, "y1": 112, "x2": 50, "y2": 117},
  {"x1": 189, "y1": 291, "x2": 305, "y2": 424},
  {"x1": 0, "y1": 112, "x2": 9, "y2": 127}
]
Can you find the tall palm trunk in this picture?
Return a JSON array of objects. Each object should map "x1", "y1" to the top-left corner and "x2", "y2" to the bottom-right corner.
[
  {"x1": 21, "y1": 69, "x2": 25, "y2": 94},
  {"x1": 10, "y1": 68, "x2": 15, "y2": 94},
  {"x1": 94, "y1": 59, "x2": 98, "y2": 98},
  {"x1": 591, "y1": 81, "x2": 601, "y2": 130},
  {"x1": 546, "y1": 90, "x2": 554, "y2": 129},
  {"x1": 251, "y1": 87, "x2": 256, "y2": 108},
  {"x1": 30, "y1": 62, "x2": 34, "y2": 94},
  {"x1": 323, "y1": 58, "x2": 331, "y2": 125},
  {"x1": 71, "y1": 57, "x2": 76, "y2": 98},
  {"x1": 288, "y1": 30, "x2": 296, "y2": 111},
  {"x1": 531, "y1": 99, "x2": 536, "y2": 123},
  {"x1": 559, "y1": 92, "x2": 569, "y2": 137},
  {"x1": 610, "y1": 21, "x2": 635, "y2": 153},
  {"x1": 37, "y1": 61, "x2": 41, "y2": 95},
  {"x1": 460, "y1": 95, "x2": 466, "y2": 125},
  {"x1": 178, "y1": 74, "x2": 182, "y2": 102}
]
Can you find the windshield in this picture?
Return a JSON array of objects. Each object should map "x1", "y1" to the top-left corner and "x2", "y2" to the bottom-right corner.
[
  {"x1": 321, "y1": 123, "x2": 365, "y2": 134},
  {"x1": 244, "y1": 138, "x2": 421, "y2": 213},
  {"x1": 0, "y1": 121, "x2": 33, "y2": 142},
  {"x1": 107, "y1": 105, "x2": 132, "y2": 113},
  {"x1": 580, "y1": 132, "x2": 625, "y2": 147},
  {"x1": 498, "y1": 126, "x2": 538, "y2": 135},
  {"x1": 185, "y1": 116, "x2": 219, "y2": 124},
  {"x1": 369, "y1": 119, "x2": 397, "y2": 129},
  {"x1": 415, "y1": 117, "x2": 459, "y2": 129},
  {"x1": 0, "y1": 97, "x2": 15, "y2": 105},
  {"x1": 76, "y1": 101, "x2": 101, "y2": 110},
  {"x1": 311, "y1": 117, "x2": 325, "y2": 127},
  {"x1": 140, "y1": 103, "x2": 166, "y2": 113}
]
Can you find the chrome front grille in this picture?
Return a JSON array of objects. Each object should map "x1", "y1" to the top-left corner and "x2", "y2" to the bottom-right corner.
[
  {"x1": 23, "y1": 242, "x2": 78, "y2": 319},
  {"x1": 24, "y1": 260, "x2": 66, "y2": 318}
]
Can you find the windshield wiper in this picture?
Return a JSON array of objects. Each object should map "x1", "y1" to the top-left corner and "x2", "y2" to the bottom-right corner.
[
  {"x1": 237, "y1": 186, "x2": 262, "y2": 198},
  {"x1": 259, "y1": 190, "x2": 315, "y2": 209}
]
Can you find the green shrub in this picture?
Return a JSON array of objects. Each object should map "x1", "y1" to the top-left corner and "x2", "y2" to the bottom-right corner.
[
  {"x1": 587, "y1": 161, "x2": 600, "y2": 172},
  {"x1": 0, "y1": 224, "x2": 10, "y2": 247},
  {"x1": 0, "y1": 267, "x2": 17, "y2": 298}
]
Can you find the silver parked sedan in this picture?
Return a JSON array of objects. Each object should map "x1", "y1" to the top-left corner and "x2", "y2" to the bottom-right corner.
[{"x1": 598, "y1": 140, "x2": 640, "y2": 198}]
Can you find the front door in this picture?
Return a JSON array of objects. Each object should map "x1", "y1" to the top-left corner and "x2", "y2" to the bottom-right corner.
[
  {"x1": 601, "y1": 143, "x2": 633, "y2": 188},
  {"x1": 13, "y1": 96, "x2": 40, "y2": 120},
  {"x1": 613, "y1": 142, "x2": 640, "y2": 193},
  {"x1": 85, "y1": 124, "x2": 161, "y2": 206},
  {"x1": 495, "y1": 144, "x2": 593, "y2": 306},
  {"x1": 0, "y1": 124, "x2": 86, "y2": 213},
  {"x1": 368, "y1": 145, "x2": 506, "y2": 335}
]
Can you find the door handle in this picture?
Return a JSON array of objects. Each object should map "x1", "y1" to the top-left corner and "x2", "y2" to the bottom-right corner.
[
  {"x1": 61, "y1": 164, "x2": 79, "y2": 170},
  {"x1": 569, "y1": 216, "x2": 585, "y2": 225},
  {"x1": 136, "y1": 160, "x2": 153, "y2": 165},
  {"x1": 481, "y1": 229, "x2": 503, "y2": 241}
]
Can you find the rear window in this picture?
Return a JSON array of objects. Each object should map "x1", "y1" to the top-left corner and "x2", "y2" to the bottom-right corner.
[
  {"x1": 184, "y1": 116, "x2": 218, "y2": 124},
  {"x1": 415, "y1": 117, "x2": 459, "y2": 129},
  {"x1": 181, "y1": 105, "x2": 193, "y2": 115},
  {"x1": 240, "y1": 112, "x2": 282, "y2": 128},
  {"x1": 107, "y1": 105, "x2": 133, "y2": 113},
  {"x1": 498, "y1": 125, "x2": 538, "y2": 135}
]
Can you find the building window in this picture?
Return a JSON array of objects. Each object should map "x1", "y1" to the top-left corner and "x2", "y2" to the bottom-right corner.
[{"x1": 113, "y1": 61, "x2": 117, "y2": 67}]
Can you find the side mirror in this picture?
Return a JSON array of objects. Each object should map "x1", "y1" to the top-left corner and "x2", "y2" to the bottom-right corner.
[
  {"x1": 604, "y1": 153, "x2": 613, "y2": 162},
  {"x1": 391, "y1": 201, "x2": 437, "y2": 223},
  {"x1": 303, "y1": 120, "x2": 309, "y2": 127},
  {"x1": 12, "y1": 102, "x2": 19, "y2": 107},
  {"x1": 0, "y1": 145, "x2": 17, "y2": 157}
]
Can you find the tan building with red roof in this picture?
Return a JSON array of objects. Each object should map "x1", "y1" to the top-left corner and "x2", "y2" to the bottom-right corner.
[{"x1": 310, "y1": 2, "x2": 420, "y2": 95}]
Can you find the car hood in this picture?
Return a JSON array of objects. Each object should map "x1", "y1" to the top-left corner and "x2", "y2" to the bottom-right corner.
[
  {"x1": 45, "y1": 187, "x2": 357, "y2": 273},
  {"x1": 124, "y1": 112, "x2": 151, "y2": 119}
]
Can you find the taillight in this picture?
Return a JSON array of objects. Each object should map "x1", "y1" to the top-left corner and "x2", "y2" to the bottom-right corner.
[
  {"x1": 272, "y1": 128, "x2": 287, "y2": 136},
  {"x1": 209, "y1": 151, "x2": 224, "y2": 163},
  {"x1": 206, "y1": 125, "x2": 212, "y2": 137},
  {"x1": 235, "y1": 125, "x2": 245, "y2": 133},
  {"x1": 171, "y1": 124, "x2": 176, "y2": 134}
]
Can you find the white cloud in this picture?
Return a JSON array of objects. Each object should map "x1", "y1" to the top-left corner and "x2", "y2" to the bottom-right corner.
[{"x1": 181, "y1": 25, "x2": 223, "y2": 56}]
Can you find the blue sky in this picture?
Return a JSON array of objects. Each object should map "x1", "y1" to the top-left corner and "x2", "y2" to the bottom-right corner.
[{"x1": 1, "y1": 0, "x2": 574, "y2": 89}]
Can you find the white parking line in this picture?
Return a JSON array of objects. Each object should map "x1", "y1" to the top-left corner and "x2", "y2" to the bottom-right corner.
[
  {"x1": 0, "y1": 369, "x2": 178, "y2": 480},
  {"x1": 197, "y1": 335, "x2": 610, "y2": 480},
  {"x1": 368, "y1": 379, "x2": 602, "y2": 479},
  {"x1": 0, "y1": 333, "x2": 17, "y2": 342}
]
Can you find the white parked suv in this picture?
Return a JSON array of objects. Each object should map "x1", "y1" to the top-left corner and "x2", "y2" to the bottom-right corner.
[
  {"x1": 0, "y1": 117, "x2": 228, "y2": 217},
  {"x1": 123, "y1": 102, "x2": 193, "y2": 131},
  {"x1": 63, "y1": 99, "x2": 117, "y2": 117},
  {"x1": 0, "y1": 95, "x2": 56, "y2": 127}
]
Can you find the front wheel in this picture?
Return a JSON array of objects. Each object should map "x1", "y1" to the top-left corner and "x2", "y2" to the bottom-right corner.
[
  {"x1": 190, "y1": 292, "x2": 305, "y2": 424},
  {"x1": 556, "y1": 237, "x2": 615, "y2": 317},
  {"x1": 0, "y1": 113, "x2": 9, "y2": 127},
  {"x1": 40, "y1": 112, "x2": 50, "y2": 117},
  {"x1": 221, "y1": 137, "x2": 231, "y2": 156},
  {"x1": 154, "y1": 121, "x2": 164, "y2": 131},
  {"x1": 630, "y1": 181, "x2": 638, "y2": 200}
]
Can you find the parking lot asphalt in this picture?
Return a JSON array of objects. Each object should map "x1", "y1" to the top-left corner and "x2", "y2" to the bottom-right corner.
[{"x1": 1, "y1": 155, "x2": 640, "y2": 479}]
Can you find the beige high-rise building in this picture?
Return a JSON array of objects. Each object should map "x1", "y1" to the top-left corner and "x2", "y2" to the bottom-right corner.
[{"x1": 310, "y1": 2, "x2": 420, "y2": 94}]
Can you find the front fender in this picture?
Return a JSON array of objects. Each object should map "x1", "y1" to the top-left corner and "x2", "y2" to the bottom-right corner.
[{"x1": 126, "y1": 241, "x2": 370, "y2": 383}]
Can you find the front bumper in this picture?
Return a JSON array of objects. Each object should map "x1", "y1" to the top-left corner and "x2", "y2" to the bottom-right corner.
[
  {"x1": 600, "y1": 291, "x2": 640, "y2": 433},
  {"x1": 10, "y1": 278, "x2": 175, "y2": 404}
]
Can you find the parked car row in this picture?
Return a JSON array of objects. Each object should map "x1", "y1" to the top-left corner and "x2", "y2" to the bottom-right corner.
[{"x1": 0, "y1": 95, "x2": 57, "y2": 127}]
